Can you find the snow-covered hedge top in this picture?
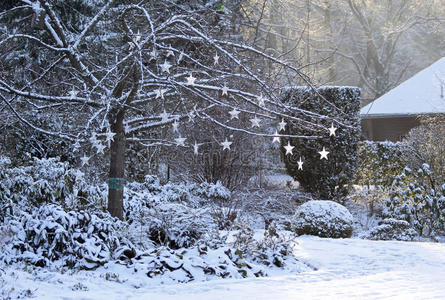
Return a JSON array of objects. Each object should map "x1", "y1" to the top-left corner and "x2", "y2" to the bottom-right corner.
[
  {"x1": 296, "y1": 200, "x2": 354, "y2": 224},
  {"x1": 282, "y1": 86, "x2": 361, "y2": 99}
]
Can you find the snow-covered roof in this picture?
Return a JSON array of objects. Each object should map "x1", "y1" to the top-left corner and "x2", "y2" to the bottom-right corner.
[{"x1": 361, "y1": 57, "x2": 445, "y2": 118}]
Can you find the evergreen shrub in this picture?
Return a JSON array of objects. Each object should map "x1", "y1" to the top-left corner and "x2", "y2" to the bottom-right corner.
[{"x1": 281, "y1": 86, "x2": 361, "y2": 200}]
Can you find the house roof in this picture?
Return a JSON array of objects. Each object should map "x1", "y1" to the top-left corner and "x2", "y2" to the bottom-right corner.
[{"x1": 361, "y1": 57, "x2": 445, "y2": 119}]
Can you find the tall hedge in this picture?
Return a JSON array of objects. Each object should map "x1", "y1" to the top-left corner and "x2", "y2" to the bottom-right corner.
[{"x1": 281, "y1": 86, "x2": 361, "y2": 201}]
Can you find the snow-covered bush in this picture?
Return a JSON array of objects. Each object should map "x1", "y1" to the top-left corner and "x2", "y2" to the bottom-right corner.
[
  {"x1": 142, "y1": 203, "x2": 215, "y2": 249},
  {"x1": 354, "y1": 141, "x2": 406, "y2": 215},
  {"x1": 251, "y1": 222, "x2": 296, "y2": 268},
  {"x1": 404, "y1": 115, "x2": 445, "y2": 185},
  {"x1": 0, "y1": 204, "x2": 132, "y2": 269},
  {"x1": 195, "y1": 181, "x2": 231, "y2": 203},
  {"x1": 124, "y1": 175, "x2": 230, "y2": 209},
  {"x1": 281, "y1": 86, "x2": 361, "y2": 200},
  {"x1": 365, "y1": 218, "x2": 417, "y2": 241},
  {"x1": 291, "y1": 200, "x2": 354, "y2": 238},
  {"x1": 116, "y1": 239, "x2": 311, "y2": 284},
  {"x1": 357, "y1": 141, "x2": 406, "y2": 187},
  {"x1": 0, "y1": 156, "x2": 104, "y2": 220},
  {"x1": 124, "y1": 176, "x2": 227, "y2": 249},
  {"x1": 385, "y1": 164, "x2": 445, "y2": 236},
  {"x1": 200, "y1": 182, "x2": 238, "y2": 230}
]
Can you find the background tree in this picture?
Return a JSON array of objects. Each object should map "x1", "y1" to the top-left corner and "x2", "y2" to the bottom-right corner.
[{"x1": 239, "y1": 0, "x2": 445, "y2": 104}]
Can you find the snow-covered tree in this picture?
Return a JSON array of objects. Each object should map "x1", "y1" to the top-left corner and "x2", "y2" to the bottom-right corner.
[{"x1": 0, "y1": 0, "x2": 336, "y2": 219}]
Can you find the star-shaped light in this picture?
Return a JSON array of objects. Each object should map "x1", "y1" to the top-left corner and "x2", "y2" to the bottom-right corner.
[
  {"x1": 155, "y1": 88, "x2": 166, "y2": 99},
  {"x1": 73, "y1": 140, "x2": 81, "y2": 152},
  {"x1": 105, "y1": 131, "x2": 116, "y2": 147},
  {"x1": 172, "y1": 120, "x2": 179, "y2": 133},
  {"x1": 89, "y1": 132, "x2": 98, "y2": 144},
  {"x1": 188, "y1": 110, "x2": 195, "y2": 122},
  {"x1": 221, "y1": 85, "x2": 229, "y2": 96},
  {"x1": 213, "y1": 52, "x2": 219, "y2": 65},
  {"x1": 166, "y1": 49, "x2": 174, "y2": 57},
  {"x1": 272, "y1": 130, "x2": 280, "y2": 144},
  {"x1": 256, "y1": 93, "x2": 265, "y2": 106},
  {"x1": 134, "y1": 31, "x2": 141, "y2": 43},
  {"x1": 186, "y1": 73, "x2": 196, "y2": 85},
  {"x1": 69, "y1": 89, "x2": 78, "y2": 99},
  {"x1": 159, "y1": 110, "x2": 170, "y2": 122},
  {"x1": 175, "y1": 136, "x2": 186, "y2": 147},
  {"x1": 328, "y1": 123, "x2": 337, "y2": 136},
  {"x1": 318, "y1": 147, "x2": 329, "y2": 160},
  {"x1": 124, "y1": 124, "x2": 130, "y2": 134},
  {"x1": 284, "y1": 141, "x2": 294, "y2": 155},
  {"x1": 278, "y1": 118, "x2": 287, "y2": 132},
  {"x1": 297, "y1": 157, "x2": 304, "y2": 170},
  {"x1": 229, "y1": 108, "x2": 240, "y2": 120},
  {"x1": 250, "y1": 116, "x2": 261, "y2": 128},
  {"x1": 160, "y1": 60, "x2": 172, "y2": 74},
  {"x1": 73, "y1": 169, "x2": 84, "y2": 182},
  {"x1": 193, "y1": 141, "x2": 200, "y2": 155},
  {"x1": 95, "y1": 142, "x2": 106, "y2": 155},
  {"x1": 80, "y1": 155, "x2": 90, "y2": 166},
  {"x1": 149, "y1": 49, "x2": 157, "y2": 59},
  {"x1": 221, "y1": 138, "x2": 232, "y2": 150}
]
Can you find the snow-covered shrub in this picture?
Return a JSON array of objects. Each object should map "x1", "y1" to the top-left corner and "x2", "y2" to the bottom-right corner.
[
  {"x1": 143, "y1": 203, "x2": 215, "y2": 249},
  {"x1": 238, "y1": 189, "x2": 303, "y2": 231},
  {"x1": 113, "y1": 230, "x2": 312, "y2": 284},
  {"x1": 0, "y1": 156, "x2": 104, "y2": 219},
  {"x1": 366, "y1": 218, "x2": 417, "y2": 241},
  {"x1": 357, "y1": 141, "x2": 406, "y2": 187},
  {"x1": 192, "y1": 181, "x2": 236, "y2": 230},
  {"x1": 0, "y1": 204, "x2": 132, "y2": 269},
  {"x1": 385, "y1": 164, "x2": 445, "y2": 236},
  {"x1": 124, "y1": 177, "x2": 220, "y2": 249},
  {"x1": 403, "y1": 115, "x2": 445, "y2": 185},
  {"x1": 252, "y1": 222, "x2": 296, "y2": 268},
  {"x1": 281, "y1": 86, "x2": 361, "y2": 200},
  {"x1": 210, "y1": 204, "x2": 239, "y2": 230},
  {"x1": 124, "y1": 176, "x2": 237, "y2": 248},
  {"x1": 118, "y1": 243, "x2": 304, "y2": 283},
  {"x1": 125, "y1": 175, "x2": 230, "y2": 209},
  {"x1": 291, "y1": 200, "x2": 354, "y2": 238},
  {"x1": 353, "y1": 141, "x2": 406, "y2": 215},
  {"x1": 195, "y1": 181, "x2": 231, "y2": 203},
  {"x1": 230, "y1": 221, "x2": 297, "y2": 269}
]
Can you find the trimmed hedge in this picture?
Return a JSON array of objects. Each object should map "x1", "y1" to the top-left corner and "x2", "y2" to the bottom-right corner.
[
  {"x1": 281, "y1": 86, "x2": 361, "y2": 200},
  {"x1": 292, "y1": 200, "x2": 354, "y2": 238}
]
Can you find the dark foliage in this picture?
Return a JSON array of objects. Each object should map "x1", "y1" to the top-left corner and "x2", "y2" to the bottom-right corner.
[{"x1": 281, "y1": 86, "x2": 361, "y2": 200}]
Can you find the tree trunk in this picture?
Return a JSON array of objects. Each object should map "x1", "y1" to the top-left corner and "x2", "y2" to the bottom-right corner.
[{"x1": 107, "y1": 110, "x2": 126, "y2": 219}]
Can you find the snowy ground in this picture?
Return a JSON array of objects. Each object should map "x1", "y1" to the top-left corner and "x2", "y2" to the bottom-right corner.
[{"x1": 2, "y1": 236, "x2": 445, "y2": 299}]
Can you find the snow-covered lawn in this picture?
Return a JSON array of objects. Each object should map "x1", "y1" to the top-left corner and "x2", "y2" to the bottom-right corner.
[{"x1": 2, "y1": 236, "x2": 445, "y2": 299}]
